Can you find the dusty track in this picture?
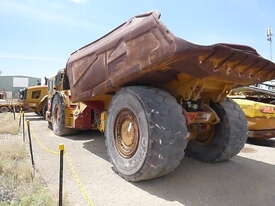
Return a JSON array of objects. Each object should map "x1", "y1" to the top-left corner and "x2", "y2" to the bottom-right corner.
[{"x1": 25, "y1": 113, "x2": 275, "y2": 206}]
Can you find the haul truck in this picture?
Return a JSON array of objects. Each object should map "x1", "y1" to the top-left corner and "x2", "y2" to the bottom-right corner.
[
  {"x1": 46, "y1": 11, "x2": 275, "y2": 182},
  {"x1": 19, "y1": 85, "x2": 48, "y2": 118}
]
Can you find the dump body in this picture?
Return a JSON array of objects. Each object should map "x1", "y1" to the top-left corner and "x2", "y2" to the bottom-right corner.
[{"x1": 66, "y1": 11, "x2": 275, "y2": 102}]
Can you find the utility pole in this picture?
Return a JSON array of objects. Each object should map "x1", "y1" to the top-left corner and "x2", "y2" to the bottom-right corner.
[{"x1": 267, "y1": 26, "x2": 273, "y2": 61}]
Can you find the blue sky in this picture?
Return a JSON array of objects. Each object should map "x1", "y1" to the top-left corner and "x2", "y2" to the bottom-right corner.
[{"x1": 0, "y1": 0, "x2": 274, "y2": 79}]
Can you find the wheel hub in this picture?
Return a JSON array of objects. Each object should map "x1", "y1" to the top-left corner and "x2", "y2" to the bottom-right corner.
[
  {"x1": 54, "y1": 105, "x2": 61, "y2": 124},
  {"x1": 190, "y1": 124, "x2": 214, "y2": 144},
  {"x1": 114, "y1": 109, "x2": 140, "y2": 158}
]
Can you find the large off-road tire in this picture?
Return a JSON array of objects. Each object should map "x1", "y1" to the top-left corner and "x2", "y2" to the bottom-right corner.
[
  {"x1": 41, "y1": 101, "x2": 48, "y2": 120},
  {"x1": 0, "y1": 106, "x2": 10, "y2": 113},
  {"x1": 186, "y1": 98, "x2": 248, "y2": 162},
  {"x1": 52, "y1": 94, "x2": 75, "y2": 136},
  {"x1": 105, "y1": 86, "x2": 188, "y2": 182},
  {"x1": 48, "y1": 122, "x2": 53, "y2": 130}
]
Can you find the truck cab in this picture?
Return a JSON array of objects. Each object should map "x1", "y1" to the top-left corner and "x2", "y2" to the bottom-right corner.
[{"x1": 19, "y1": 85, "x2": 48, "y2": 117}]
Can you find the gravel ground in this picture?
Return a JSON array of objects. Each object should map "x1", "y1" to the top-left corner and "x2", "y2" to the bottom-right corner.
[{"x1": 24, "y1": 113, "x2": 275, "y2": 206}]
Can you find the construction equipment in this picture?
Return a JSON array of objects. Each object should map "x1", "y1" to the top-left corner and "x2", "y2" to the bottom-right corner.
[
  {"x1": 0, "y1": 90, "x2": 9, "y2": 113},
  {"x1": 19, "y1": 85, "x2": 48, "y2": 118},
  {"x1": 0, "y1": 100, "x2": 12, "y2": 113},
  {"x1": 0, "y1": 90, "x2": 21, "y2": 113},
  {"x1": 230, "y1": 84, "x2": 275, "y2": 138},
  {"x1": 46, "y1": 11, "x2": 275, "y2": 182},
  {"x1": 0, "y1": 90, "x2": 7, "y2": 100}
]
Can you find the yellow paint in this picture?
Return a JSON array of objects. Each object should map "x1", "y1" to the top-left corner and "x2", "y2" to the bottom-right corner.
[
  {"x1": 164, "y1": 73, "x2": 232, "y2": 102},
  {"x1": 65, "y1": 107, "x2": 75, "y2": 128},
  {"x1": 59, "y1": 144, "x2": 65, "y2": 151},
  {"x1": 23, "y1": 85, "x2": 48, "y2": 113},
  {"x1": 233, "y1": 99, "x2": 275, "y2": 119},
  {"x1": 232, "y1": 98, "x2": 275, "y2": 131},
  {"x1": 247, "y1": 117, "x2": 275, "y2": 130},
  {"x1": 98, "y1": 111, "x2": 108, "y2": 132}
]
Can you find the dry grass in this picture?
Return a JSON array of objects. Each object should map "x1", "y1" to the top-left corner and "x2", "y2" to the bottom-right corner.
[
  {"x1": 0, "y1": 113, "x2": 19, "y2": 135},
  {"x1": 0, "y1": 142, "x2": 59, "y2": 206}
]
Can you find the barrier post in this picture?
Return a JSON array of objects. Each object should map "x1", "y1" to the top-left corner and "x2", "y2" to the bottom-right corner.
[
  {"x1": 12, "y1": 106, "x2": 15, "y2": 120},
  {"x1": 22, "y1": 111, "x2": 25, "y2": 142},
  {"x1": 18, "y1": 111, "x2": 22, "y2": 129},
  {"x1": 59, "y1": 144, "x2": 64, "y2": 206},
  {"x1": 26, "y1": 120, "x2": 35, "y2": 171}
]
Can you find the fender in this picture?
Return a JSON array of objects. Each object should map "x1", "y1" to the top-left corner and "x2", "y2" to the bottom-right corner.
[{"x1": 39, "y1": 95, "x2": 48, "y2": 105}]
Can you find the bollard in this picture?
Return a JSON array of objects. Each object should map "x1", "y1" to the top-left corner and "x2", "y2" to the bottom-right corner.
[
  {"x1": 18, "y1": 111, "x2": 22, "y2": 129},
  {"x1": 26, "y1": 120, "x2": 35, "y2": 171},
  {"x1": 22, "y1": 112, "x2": 25, "y2": 142},
  {"x1": 59, "y1": 144, "x2": 64, "y2": 206},
  {"x1": 12, "y1": 106, "x2": 16, "y2": 120}
]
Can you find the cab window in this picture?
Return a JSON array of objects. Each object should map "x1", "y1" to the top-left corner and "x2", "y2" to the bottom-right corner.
[
  {"x1": 31, "y1": 90, "x2": 41, "y2": 99},
  {"x1": 19, "y1": 89, "x2": 27, "y2": 100}
]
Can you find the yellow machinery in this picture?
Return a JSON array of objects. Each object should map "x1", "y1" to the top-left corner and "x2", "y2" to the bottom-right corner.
[
  {"x1": 230, "y1": 85, "x2": 275, "y2": 138},
  {"x1": 19, "y1": 85, "x2": 48, "y2": 117},
  {"x1": 45, "y1": 12, "x2": 275, "y2": 182}
]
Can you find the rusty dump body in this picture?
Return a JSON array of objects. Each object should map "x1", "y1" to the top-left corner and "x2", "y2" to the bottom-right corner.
[{"x1": 66, "y1": 11, "x2": 275, "y2": 103}]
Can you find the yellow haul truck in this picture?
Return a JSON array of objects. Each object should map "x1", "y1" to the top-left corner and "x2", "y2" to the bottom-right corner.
[
  {"x1": 19, "y1": 85, "x2": 48, "y2": 118},
  {"x1": 230, "y1": 85, "x2": 275, "y2": 138},
  {"x1": 46, "y1": 12, "x2": 275, "y2": 182}
]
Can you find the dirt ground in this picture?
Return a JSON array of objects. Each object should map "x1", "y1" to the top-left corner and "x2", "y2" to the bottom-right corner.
[{"x1": 23, "y1": 113, "x2": 275, "y2": 206}]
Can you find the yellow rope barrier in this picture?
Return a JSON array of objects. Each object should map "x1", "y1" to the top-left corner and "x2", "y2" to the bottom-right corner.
[{"x1": 28, "y1": 123, "x2": 95, "y2": 206}]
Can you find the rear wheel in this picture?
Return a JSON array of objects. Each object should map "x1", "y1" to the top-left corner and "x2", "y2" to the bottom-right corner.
[
  {"x1": 0, "y1": 106, "x2": 10, "y2": 113},
  {"x1": 48, "y1": 122, "x2": 53, "y2": 130},
  {"x1": 41, "y1": 101, "x2": 47, "y2": 119},
  {"x1": 186, "y1": 98, "x2": 247, "y2": 162},
  {"x1": 105, "y1": 86, "x2": 188, "y2": 182},
  {"x1": 52, "y1": 94, "x2": 75, "y2": 136}
]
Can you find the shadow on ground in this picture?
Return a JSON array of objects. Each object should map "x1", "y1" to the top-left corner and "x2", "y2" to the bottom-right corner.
[
  {"x1": 82, "y1": 131, "x2": 108, "y2": 161},
  {"x1": 83, "y1": 133, "x2": 275, "y2": 206},
  {"x1": 24, "y1": 113, "x2": 39, "y2": 118},
  {"x1": 25, "y1": 117, "x2": 44, "y2": 121},
  {"x1": 247, "y1": 138, "x2": 275, "y2": 148},
  {"x1": 24, "y1": 113, "x2": 44, "y2": 121}
]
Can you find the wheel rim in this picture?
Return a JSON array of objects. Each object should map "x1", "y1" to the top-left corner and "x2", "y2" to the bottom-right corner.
[
  {"x1": 53, "y1": 105, "x2": 61, "y2": 125},
  {"x1": 0, "y1": 106, "x2": 9, "y2": 113},
  {"x1": 193, "y1": 124, "x2": 214, "y2": 145},
  {"x1": 114, "y1": 109, "x2": 140, "y2": 158}
]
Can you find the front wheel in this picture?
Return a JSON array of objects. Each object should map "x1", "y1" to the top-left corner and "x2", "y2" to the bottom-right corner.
[
  {"x1": 105, "y1": 86, "x2": 188, "y2": 182},
  {"x1": 41, "y1": 101, "x2": 48, "y2": 120},
  {"x1": 0, "y1": 106, "x2": 10, "y2": 113},
  {"x1": 186, "y1": 98, "x2": 248, "y2": 162},
  {"x1": 51, "y1": 94, "x2": 75, "y2": 136}
]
